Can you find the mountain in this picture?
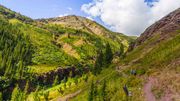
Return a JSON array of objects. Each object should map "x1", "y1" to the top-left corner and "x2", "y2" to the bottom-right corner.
[
  {"x1": 126, "y1": 8, "x2": 180, "y2": 67},
  {"x1": 37, "y1": 15, "x2": 134, "y2": 44},
  {"x1": 121, "y1": 8, "x2": 180, "y2": 101},
  {"x1": 0, "y1": 4, "x2": 179, "y2": 101},
  {"x1": 135, "y1": 8, "x2": 180, "y2": 47},
  {"x1": 37, "y1": 15, "x2": 131, "y2": 39},
  {"x1": 0, "y1": 4, "x2": 33, "y2": 23},
  {"x1": 0, "y1": 5, "x2": 134, "y2": 101},
  {"x1": 71, "y1": 8, "x2": 180, "y2": 101}
]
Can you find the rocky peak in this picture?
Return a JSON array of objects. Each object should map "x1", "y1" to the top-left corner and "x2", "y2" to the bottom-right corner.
[{"x1": 135, "y1": 8, "x2": 180, "y2": 46}]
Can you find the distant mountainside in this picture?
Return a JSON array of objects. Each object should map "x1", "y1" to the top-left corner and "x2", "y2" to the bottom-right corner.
[
  {"x1": 37, "y1": 15, "x2": 134, "y2": 42},
  {"x1": 135, "y1": 8, "x2": 180, "y2": 47},
  {"x1": 0, "y1": 5, "x2": 135, "y2": 100},
  {"x1": 0, "y1": 5, "x2": 134, "y2": 72}
]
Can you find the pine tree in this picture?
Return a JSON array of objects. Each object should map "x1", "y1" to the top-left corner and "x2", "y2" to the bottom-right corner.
[
  {"x1": 0, "y1": 92, "x2": 2, "y2": 101},
  {"x1": 105, "y1": 43, "x2": 113, "y2": 64},
  {"x1": 53, "y1": 75, "x2": 59, "y2": 86},
  {"x1": 33, "y1": 91, "x2": 40, "y2": 101},
  {"x1": 101, "y1": 80, "x2": 107, "y2": 101},
  {"x1": 22, "y1": 81, "x2": 29, "y2": 100},
  {"x1": 119, "y1": 43, "x2": 124, "y2": 58},
  {"x1": 93, "y1": 50, "x2": 103, "y2": 75},
  {"x1": 57, "y1": 87, "x2": 64, "y2": 95},
  {"x1": 11, "y1": 85, "x2": 20, "y2": 101},
  {"x1": 93, "y1": 83, "x2": 98, "y2": 101},
  {"x1": 43, "y1": 91, "x2": 49, "y2": 101},
  {"x1": 88, "y1": 81, "x2": 94, "y2": 101}
]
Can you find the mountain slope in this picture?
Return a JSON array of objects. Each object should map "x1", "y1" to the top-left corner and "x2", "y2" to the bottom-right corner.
[
  {"x1": 0, "y1": 5, "x2": 134, "y2": 101},
  {"x1": 71, "y1": 8, "x2": 180, "y2": 101},
  {"x1": 37, "y1": 15, "x2": 133, "y2": 49},
  {"x1": 0, "y1": 4, "x2": 33, "y2": 23},
  {"x1": 135, "y1": 8, "x2": 180, "y2": 47},
  {"x1": 0, "y1": 4, "x2": 133, "y2": 73},
  {"x1": 121, "y1": 8, "x2": 180, "y2": 100}
]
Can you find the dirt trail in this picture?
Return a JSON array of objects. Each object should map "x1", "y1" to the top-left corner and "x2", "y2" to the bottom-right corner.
[
  {"x1": 143, "y1": 77, "x2": 156, "y2": 101},
  {"x1": 56, "y1": 90, "x2": 82, "y2": 101}
]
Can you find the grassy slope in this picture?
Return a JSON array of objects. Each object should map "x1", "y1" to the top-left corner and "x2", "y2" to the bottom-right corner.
[
  {"x1": 8, "y1": 19, "x2": 78, "y2": 74},
  {"x1": 121, "y1": 31, "x2": 180, "y2": 100},
  {"x1": 123, "y1": 31, "x2": 180, "y2": 72},
  {"x1": 71, "y1": 65, "x2": 143, "y2": 101},
  {"x1": 27, "y1": 65, "x2": 143, "y2": 101},
  {"x1": 0, "y1": 5, "x2": 133, "y2": 75},
  {"x1": 69, "y1": 30, "x2": 180, "y2": 101},
  {"x1": 0, "y1": 5, "x2": 140, "y2": 101}
]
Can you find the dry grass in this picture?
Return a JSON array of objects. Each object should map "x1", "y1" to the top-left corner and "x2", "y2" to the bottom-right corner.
[
  {"x1": 62, "y1": 43, "x2": 80, "y2": 59},
  {"x1": 150, "y1": 69, "x2": 180, "y2": 100},
  {"x1": 73, "y1": 38, "x2": 84, "y2": 46}
]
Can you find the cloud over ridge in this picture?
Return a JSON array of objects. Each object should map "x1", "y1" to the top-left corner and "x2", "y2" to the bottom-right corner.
[{"x1": 81, "y1": 0, "x2": 180, "y2": 36}]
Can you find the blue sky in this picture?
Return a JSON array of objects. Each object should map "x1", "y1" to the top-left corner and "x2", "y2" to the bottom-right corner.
[
  {"x1": 0, "y1": 0, "x2": 178, "y2": 36},
  {"x1": 0, "y1": 0, "x2": 106, "y2": 27},
  {"x1": 0, "y1": 0, "x2": 91, "y2": 18},
  {"x1": 0, "y1": 0, "x2": 154, "y2": 19}
]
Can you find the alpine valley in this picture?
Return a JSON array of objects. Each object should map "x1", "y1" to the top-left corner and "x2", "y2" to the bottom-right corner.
[{"x1": 0, "y1": 4, "x2": 179, "y2": 101}]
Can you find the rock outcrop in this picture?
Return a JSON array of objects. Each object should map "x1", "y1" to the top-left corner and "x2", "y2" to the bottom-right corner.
[{"x1": 135, "y1": 8, "x2": 180, "y2": 47}]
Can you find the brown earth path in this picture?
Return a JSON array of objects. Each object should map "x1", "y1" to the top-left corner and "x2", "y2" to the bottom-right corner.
[
  {"x1": 143, "y1": 77, "x2": 156, "y2": 101},
  {"x1": 56, "y1": 90, "x2": 82, "y2": 101}
]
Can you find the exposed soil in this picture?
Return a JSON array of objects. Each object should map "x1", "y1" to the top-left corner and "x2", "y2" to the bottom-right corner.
[
  {"x1": 143, "y1": 77, "x2": 157, "y2": 101},
  {"x1": 56, "y1": 90, "x2": 82, "y2": 101}
]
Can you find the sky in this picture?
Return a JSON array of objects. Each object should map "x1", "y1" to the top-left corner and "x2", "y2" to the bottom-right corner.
[{"x1": 0, "y1": 0, "x2": 180, "y2": 36}]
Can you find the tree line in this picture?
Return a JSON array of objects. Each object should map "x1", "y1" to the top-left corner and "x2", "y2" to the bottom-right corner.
[
  {"x1": 0, "y1": 19, "x2": 32, "y2": 100},
  {"x1": 92, "y1": 43, "x2": 124, "y2": 75}
]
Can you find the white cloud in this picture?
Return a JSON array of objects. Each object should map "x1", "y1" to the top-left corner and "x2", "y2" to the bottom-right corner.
[
  {"x1": 86, "y1": 16, "x2": 94, "y2": 20},
  {"x1": 58, "y1": 13, "x2": 69, "y2": 17},
  {"x1": 81, "y1": 0, "x2": 180, "y2": 36}
]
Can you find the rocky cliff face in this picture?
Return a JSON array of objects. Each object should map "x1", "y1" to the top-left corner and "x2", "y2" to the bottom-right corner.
[{"x1": 135, "y1": 8, "x2": 180, "y2": 47}]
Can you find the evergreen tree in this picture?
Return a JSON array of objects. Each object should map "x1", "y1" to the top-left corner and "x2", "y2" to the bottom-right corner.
[
  {"x1": 119, "y1": 43, "x2": 124, "y2": 57},
  {"x1": 93, "y1": 83, "x2": 98, "y2": 101},
  {"x1": 43, "y1": 91, "x2": 49, "y2": 101},
  {"x1": 105, "y1": 43, "x2": 113, "y2": 64},
  {"x1": 22, "y1": 81, "x2": 29, "y2": 100},
  {"x1": 0, "y1": 92, "x2": 2, "y2": 101},
  {"x1": 57, "y1": 87, "x2": 64, "y2": 95},
  {"x1": 0, "y1": 20, "x2": 32, "y2": 80},
  {"x1": 53, "y1": 75, "x2": 59, "y2": 86},
  {"x1": 93, "y1": 50, "x2": 103, "y2": 75},
  {"x1": 101, "y1": 80, "x2": 107, "y2": 101},
  {"x1": 88, "y1": 81, "x2": 94, "y2": 101},
  {"x1": 33, "y1": 91, "x2": 40, "y2": 101},
  {"x1": 11, "y1": 85, "x2": 20, "y2": 101}
]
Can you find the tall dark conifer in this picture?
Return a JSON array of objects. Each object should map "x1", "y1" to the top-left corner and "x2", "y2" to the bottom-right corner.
[
  {"x1": 105, "y1": 43, "x2": 113, "y2": 64},
  {"x1": 93, "y1": 50, "x2": 103, "y2": 75}
]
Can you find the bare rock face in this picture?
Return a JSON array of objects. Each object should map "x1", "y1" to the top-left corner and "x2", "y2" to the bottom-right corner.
[{"x1": 135, "y1": 8, "x2": 180, "y2": 47}]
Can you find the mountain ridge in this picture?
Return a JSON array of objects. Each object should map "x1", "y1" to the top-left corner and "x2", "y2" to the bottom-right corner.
[{"x1": 135, "y1": 8, "x2": 180, "y2": 47}]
